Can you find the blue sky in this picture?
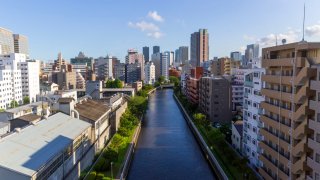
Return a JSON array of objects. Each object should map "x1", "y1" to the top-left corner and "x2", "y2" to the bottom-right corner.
[{"x1": 1, "y1": 0, "x2": 320, "y2": 62}]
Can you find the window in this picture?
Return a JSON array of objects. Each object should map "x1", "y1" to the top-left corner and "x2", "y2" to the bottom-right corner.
[
  {"x1": 318, "y1": 92, "x2": 320, "y2": 101},
  {"x1": 318, "y1": 113, "x2": 320, "y2": 122},
  {"x1": 316, "y1": 153, "x2": 320, "y2": 163},
  {"x1": 315, "y1": 172, "x2": 320, "y2": 180},
  {"x1": 252, "y1": 139, "x2": 256, "y2": 145},
  {"x1": 317, "y1": 133, "x2": 320, "y2": 143}
]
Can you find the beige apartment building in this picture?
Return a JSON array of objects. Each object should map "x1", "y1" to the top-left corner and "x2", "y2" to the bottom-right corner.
[{"x1": 259, "y1": 41, "x2": 320, "y2": 180}]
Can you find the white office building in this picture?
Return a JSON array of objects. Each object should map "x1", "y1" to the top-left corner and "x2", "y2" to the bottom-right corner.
[
  {"x1": 20, "y1": 59, "x2": 40, "y2": 103},
  {"x1": 144, "y1": 62, "x2": 155, "y2": 85},
  {"x1": 0, "y1": 53, "x2": 39, "y2": 109},
  {"x1": 242, "y1": 68, "x2": 265, "y2": 168}
]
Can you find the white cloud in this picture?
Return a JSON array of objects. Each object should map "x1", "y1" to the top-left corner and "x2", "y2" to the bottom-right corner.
[
  {"x1": 147, "y1": 32, "x2": 164, "y2": 39},
  {"x1": 128, "y1": 21, "x2": 159, "y2": 32},
  {"x1": 243, "y1": 34, "x2": 256, "y2": 41},
  {"x1": 306, "y1": 24, "x2": 320, "y2": 37},
  {"x1": 147, "y1": 11, "x2": 164, "y2": 22},
  {"x1": 239, "y1": 46, "x2": 246, "y2": 53},
  {"x1": 258, "y1": 30, "x2": 299, "y2": 47}
]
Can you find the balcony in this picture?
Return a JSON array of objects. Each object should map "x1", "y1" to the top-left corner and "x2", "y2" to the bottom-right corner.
[
  {"x1": 259, "y1": 154, "x2": 277, "y2": 173},
  {"x1": 260, "y1": 128, "x2": 290, "y2": 149},
  {"x1": 292, "y1": 137, "x2": 308, "y2": 157},
  {"x1": 262, "y1": 57, "x2": 306, "y2": 67},
  {"x1": 291, "y1": 155, "x2": 311, "y2": 174},
  {"x1": 260, "y1": 115, "x2": 291, "y2": 134},
  {"x1": 310, "y1": 79, "x2": 320, "y2": 91},
  {"x1": 308, "y1": 119, "x2": 320, "y2": 132},
  {"x1": 259, "y1": 167, "x2": 273, "y2": 180},
  {"x1": 293, "y1": 119, "x2": 310, "y2": 140},
  {"x1": 308, "y1": 138, "x2": 320, "y2": 156},
  {"x1": 292, "y1": 102, "x2": 313, "y2": 122},
  {"x1": 294, "y1": 67, "x2": 316, "y2": 86},
  {"x1": 262, "y1": 74, "x2": 293, "y2": 86},
  {"x1": 307, "y1": 156, "x2": 320, "y2": 174},
  {"x1": 260, "y1": 101, "x2": 291, "y2": 118},
  {"x1": 244, "y1": 81, "x2": 253, "y2": 87},
  {"x1": 260, "y1": 141, "x2": 290, "y2": 165},
  {"x1": 294, "y1": 85, "x2": 315, "y2": 104}
]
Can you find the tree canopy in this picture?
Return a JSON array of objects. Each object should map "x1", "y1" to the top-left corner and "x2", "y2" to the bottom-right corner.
[
  {"x1": 23, "y1": 96, "x2": 30, "y2": 104},
  {"x1": 10, "y1": 100, "x2": 19, "y2": 108},
  {"x1": 106, "y1": 79, "x2": 123, "y2": 88}
]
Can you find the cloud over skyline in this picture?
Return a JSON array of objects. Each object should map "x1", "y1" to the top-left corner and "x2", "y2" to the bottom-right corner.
[{"x1": 147, "y1": 11, "x2": 164, "y2": 22}]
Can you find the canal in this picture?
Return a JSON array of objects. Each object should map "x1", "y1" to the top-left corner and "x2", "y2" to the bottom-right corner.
[{"x1": 127, "y1": 89, "x2": 216, "y2": 179}]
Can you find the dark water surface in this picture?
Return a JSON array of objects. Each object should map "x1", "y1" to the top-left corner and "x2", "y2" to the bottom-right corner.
[{"x1": 127, "y1": 89, "x2": 216, "y2": 180}]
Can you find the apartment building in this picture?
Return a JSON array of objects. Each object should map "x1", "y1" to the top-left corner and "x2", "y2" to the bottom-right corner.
[
  {"x1": 259, "y1": 42, "x2": 320, "y2": 180},
  {"x1": 199, "y1": 76, "x2": 232, "y2": 124},
  {"x1": 186, "y1": 67, "x2": 203, "y2": 104},
  {"x1": 144, "y1": 62, "x2": 155, "y2": 85},
  {"x1": 242, "y1": 68, "x2": 265, "y2": 168},
  {"x1": 0, "y1": 53, "x2": 40, "y2": 109}
]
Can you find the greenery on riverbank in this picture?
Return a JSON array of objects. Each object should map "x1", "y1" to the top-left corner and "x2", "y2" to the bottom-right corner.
[
  {"x1": 174, "y1": 90, "x2": 257, "y2": 180},
  {"x1": 81, "y1": 94, "x2": 149, "y2": 180}
]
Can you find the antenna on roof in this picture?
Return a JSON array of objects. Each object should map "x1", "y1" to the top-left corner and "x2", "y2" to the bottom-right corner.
[
  {"x1": 276, "y1": 35, "x2": 278, "y2": 46},
  {"x1": 302, "y1": 3, "x2": 306, "y2": 41}
]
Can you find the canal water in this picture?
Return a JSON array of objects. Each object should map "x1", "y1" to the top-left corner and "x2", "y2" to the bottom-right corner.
[{"x1": 127, "y1": 89, "x2": 216, "y2": 180}]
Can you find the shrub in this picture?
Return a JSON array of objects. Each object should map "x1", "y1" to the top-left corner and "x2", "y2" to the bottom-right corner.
[
  {"x1": 96, "y1": 173, "x2": 105, "y2": 179},
  {"x1": 87, "y1": 171, "x2": 96, "y2": 180},
  {"x1": 111, "y1": 134, "x2": 125, "y2": 147},
  {"x1": 103, "y1": 147, "x2": 119, "y2": 162},
  {"x1": 118, "y1": 126, "x2": 131, "y2": 137},
  {"x1": 94, "y1": 157, "x2": 106, "y2": 171}
]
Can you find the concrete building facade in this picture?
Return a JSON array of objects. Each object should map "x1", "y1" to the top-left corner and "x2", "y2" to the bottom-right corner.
[{"x1": 190, "y1": 29, "x2": 209, "y2": 67}]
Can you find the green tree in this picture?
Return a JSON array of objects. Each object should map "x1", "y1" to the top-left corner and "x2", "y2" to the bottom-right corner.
[
  {"x1": 23, "y1": 96, "x2": 30, "y2": 104},
  {"x1": 106, "y1": 79, "x2": 123, "y2": 88},
  {"x1": 10, "y1": 100, "x2": 19, "y2": 108},
  {"x1": 207, "y1": 128, "x2": 225, "y2": 145},
  {"x1": 169, "y1": 76, "x2": 179, "y2": 86},
  {"x1": 129, "y1": 96, "x2": 148, "y2": 117},
  {"x1": 158, "y1": 76, "x2": 165, "y2": 84}
]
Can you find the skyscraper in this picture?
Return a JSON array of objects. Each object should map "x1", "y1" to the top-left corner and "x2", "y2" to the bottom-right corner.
[
  {"x1": 161, "y1": 52, "x2": 170, "y2": 80},
  {"x1": 244, "y1": 44, "x2": 259, "y2": 66},
  {"x1": 153, "y1": 46, "x2": 160, "y2": 54},
  {"x1": 13, "y1": 34, "x2": 29, "y2": 55},
  {"x1": 0, "y1": 27, "x2": 14, "y2": 55},
  {"x1": 190, "y1": 29, "x2": 209, "y2": 67},
  {"x1": 143, "y1": 46, "x2": 149, "y2": 62},
  {"x1": 179, "y1": 46, "x2": 189, "y2": 65},
  {"x1": 144, "y1": 62, "x2": 155, "y2": 85},
  {"x1": 230, "y1": 51, "x2": 241, "y2": 61}
]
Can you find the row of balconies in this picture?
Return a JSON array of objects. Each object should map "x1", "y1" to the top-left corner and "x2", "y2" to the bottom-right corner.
[{"x1": 262, "y1": 57, "x2": 307, "y2": 67}]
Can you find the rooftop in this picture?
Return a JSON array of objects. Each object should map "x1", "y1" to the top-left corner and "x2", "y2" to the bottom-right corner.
[
  {"x1": 0, "y1": 113, "x2": 91, "y2": 177},
  {"x1": 75, "y1": 99, "x2": 110, "y2": 121},
  {"x1": 12, "y1": 114, "x2": 41, "y2": 122},
  {"x1": 4, "y1": 101, "x2": 48, "y2": 114},
  {"x1": 233, "y1": 121, "x2": 243, "y2": 136}
]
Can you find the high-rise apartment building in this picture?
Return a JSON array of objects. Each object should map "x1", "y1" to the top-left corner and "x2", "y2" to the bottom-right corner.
[
  {"x1": 151, "y1": 52, "x2": 161, "y2": 80},
  {"x1": 153, "y1": 46, "x2": 160, "y2": 54},
  {"x1": 0, "y1": 53, "x2": 40, "y2": 109},
  {"x1": 0, "y1": 27, "x2": 14, "y2": 55},
  {"x1": 199, "y1": 76, "x2": 232, "y2": 124},
  {"x1": 185, "y1": 67, "x2": 203, "y2": 104},
  {"x1": 20, "y1": 59, "x2": 40, "y2": 103},
  {"x1": 13, "y1": 34, "x2": 29, "y2": 55},
  {"x1": 179, "y1": 46, "x2": 189, "y2": 65},
  {"x1": 144, "y1": 62, "x2": 155, "y2": 85},
  {"x1": 259, "y1": 42, "x2": 320, "y2": 180},
  {"x1": 190, "y1": 29, "x2": 209, "y2": 67},
  {"x1": 230, "y1": 51, "x2": 242, "y2": 61},
  {"x1": 143, "y1": 46, "x2": 149, "y2": 62},
  {"x1": 95, "y1": 56, "x2": 113, "y2": 80},
  {"x1": 161, "y1": 52, "x2": 170, "y2": 80},
  {"x1": 242, "y1": 68, "x2": 265, "y2": 168},
  {"x1": 114, "y1": 63, "x2": 126, "y2": 81},
  {"x1": 125, "y1": 62, "x2": 141, "y2": 83},
  {"x1": 244, "y1": 44, "x2": 259, "y2": 66}
]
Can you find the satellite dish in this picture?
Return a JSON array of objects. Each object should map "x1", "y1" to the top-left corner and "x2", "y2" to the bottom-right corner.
[{"x1": 282, "y1": 39, "x2": 287, "y2": 45}]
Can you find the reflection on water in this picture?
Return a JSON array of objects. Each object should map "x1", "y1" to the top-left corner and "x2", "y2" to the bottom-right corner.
[{"x1": 127, "y1": 89, "x2": 216, "y2": 180}]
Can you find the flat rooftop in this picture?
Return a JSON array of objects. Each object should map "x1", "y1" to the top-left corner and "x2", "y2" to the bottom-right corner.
[
  {"x1": 0, "y1": 112, "x2": 91, "y2": 177},
  {"x1": 4, "y1": 101, "x2": 48, "y2": 114}
]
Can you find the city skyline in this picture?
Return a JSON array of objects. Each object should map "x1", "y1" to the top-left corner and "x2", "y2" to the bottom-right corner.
[{"x1": 1, "y1": 0, "x2": 320, "y2": 61}]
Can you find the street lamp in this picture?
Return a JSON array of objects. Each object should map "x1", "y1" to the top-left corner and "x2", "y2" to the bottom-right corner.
[{"x1": 111, "y1": 162, "x2": 113, "y2": 180}]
